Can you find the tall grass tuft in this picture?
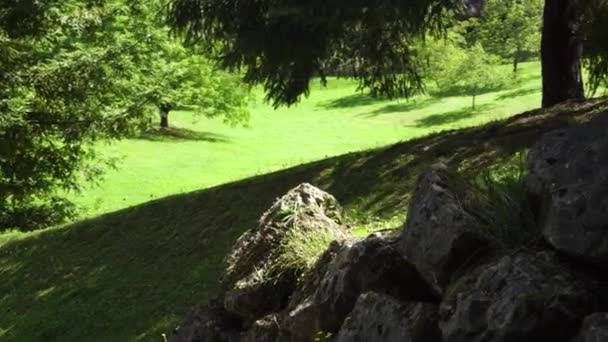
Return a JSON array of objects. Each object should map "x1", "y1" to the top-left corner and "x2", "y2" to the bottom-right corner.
[
  {"x1": 470, "y1": 152, "x2": 540, "y2": 250},
  {"x1": 273, "y1": 228, "x2": 337, "y2": 276}
]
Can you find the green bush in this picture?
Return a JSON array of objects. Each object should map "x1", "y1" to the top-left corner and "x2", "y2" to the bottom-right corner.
[{"x1": 0, "y1": 197, "x2": 77, "y2": 232}]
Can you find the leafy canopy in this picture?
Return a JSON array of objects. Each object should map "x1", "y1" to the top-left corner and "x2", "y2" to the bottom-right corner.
[
  {"x1": 168, "y1": 0, "x2": 478, "y2": 107},
  {"x1": 420, "y1": 35, "x2": 509, "y2": 107},
  {"x1": 0, "y1": 0, "x2": 249, "y2": 230},
  {"x1": 583, "y1": 0, "x2": 608, "y2": 94},
  {"x1": 169, "y1": 0, "x2": 608, "y2": 106},
  {"x1": 475, "y1": 0, "x2": 543, "y2": 64}
]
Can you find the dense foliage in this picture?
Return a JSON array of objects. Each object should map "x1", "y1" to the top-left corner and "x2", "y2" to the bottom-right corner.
[
  {"x1": 473, "y1": 0, "x2": 543, "y2": 72},
  {"x1": 169, "y1": 0, "x2": 475, "y2": 106},
  {"x1": 582, "y1": 0, "x2": 608, "y2": 94},
  {"x1": 0, "y1": 0, "x2": 249, "y2": 230},
  {"x1": 422, "y1": 39, "x2": 509, "y2": 108},
  {"x1": 169, "y1": 0, "x2": 608, "y2": 107}
]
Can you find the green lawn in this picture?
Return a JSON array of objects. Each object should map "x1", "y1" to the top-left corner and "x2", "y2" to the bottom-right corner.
[{"x1": 71, "y1": 61, "x2": 543, "y2": 217}]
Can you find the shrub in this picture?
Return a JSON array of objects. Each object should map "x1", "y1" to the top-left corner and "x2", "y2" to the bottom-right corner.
[{"x1": 0, "y1": 197, "x2": 77, "y2": 232}]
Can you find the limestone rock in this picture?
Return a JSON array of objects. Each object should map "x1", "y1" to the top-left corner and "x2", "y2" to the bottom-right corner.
[
  {"x1": 335, "y1": 292, "x2": 441, "y2": 342},
  {"x1": 401, "y1": 165, "x2": 490, "y2": 295},
  {"x1": 222, "y1": 183, "x2": 348, "y2": 319},
  {"x1": 283, "y1": 233, "x2": 434, "y2": 341},
  {"x1": 238, "y1": 315, "x2": 279, "y2": 342},
  {"x1": 440, "y1": 252, "x2": 598, "y2": 342},
  {"x1": 527, "y1": 113, "x2": 608, "y2": 267},
  {"x1": 169, "y1": 298, "x2": 242, "y2": 342},
  {"x1": 574, "y1": 313, "x2": 608, "y2": 342}
]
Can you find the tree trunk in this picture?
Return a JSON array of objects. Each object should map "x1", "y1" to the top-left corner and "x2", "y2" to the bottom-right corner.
[
  {"x1": 472, "y1": 93, "x2": 476, "y2": 110},
  {"x1": 160, "y1": 111, "x2": 169, "y2": 128},
  {"x1": 513, "y1": 49, "x2": 520, "y2": 73},
  {"x1": 541, "y1": 0, "x2": 584, "y2": 108},
  {"x1": 159, "y1": 103, "x2": 172, "y2": 128}
]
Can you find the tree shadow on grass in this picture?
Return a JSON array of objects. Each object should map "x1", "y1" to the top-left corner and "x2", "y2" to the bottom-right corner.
[
  {"x1": 514, "y1": 72, "x2": 542, "y2": 84},
  {"x1": 138, "y1": 127, "x2": 231, "y2": 143},
  {"x1": 319, "y1": 93, "x2": 384, "y2": 110},
  {"x1": 364, "y1": 97, "x2": 441, "y2": 117},
  {"x1": 415, "y1": 104, "x2": 493, "y2": 127},
  {"x1": 495, "y1": 87, "x2": 540, "y2": 101}
]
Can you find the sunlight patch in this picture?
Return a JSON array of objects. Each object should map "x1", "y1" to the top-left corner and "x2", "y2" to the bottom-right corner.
[{"x1": 35, "y1": 287, "x2": 56, "y2": 300}]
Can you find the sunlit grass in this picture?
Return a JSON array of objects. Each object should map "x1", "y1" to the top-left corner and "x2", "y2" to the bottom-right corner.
[{"x1": 69, "y1": 61, "x2": 543, "y2": 217}]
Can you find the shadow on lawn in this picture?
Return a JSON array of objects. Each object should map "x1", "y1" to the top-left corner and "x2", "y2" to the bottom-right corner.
[
  {"x1": 1, "y1": 98, "x2": 606, "y2": 341},
  {"x1": 319, "y1": 93, "x2": 383, "y2": 109},
  {"x1": 138, "y1": 127, "x2": 231, "y2": 143},
  {"x1": 495, "y1": 88, "x2": 540, "y2": 101},
  {"x1": 364, "y1": 97, "x2": 441, "y2": 117},
  {"x1": 415, "y1": 104, "x2": 493, "y2": 127}
]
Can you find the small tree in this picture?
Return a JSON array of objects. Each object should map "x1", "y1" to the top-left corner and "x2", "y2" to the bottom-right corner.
[
  {"x1": 428, "y1": 42, "x2": 508, "y2": 109},
  {"x1": 476, "y1": 0, "x2": 543, "y2": 72},
  {"x1": 143, "y1": 51, "x2": 249, "y2": 129}
]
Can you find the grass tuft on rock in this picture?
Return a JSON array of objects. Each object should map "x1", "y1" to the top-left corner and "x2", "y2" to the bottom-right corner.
[
  {"x1": 470, "y1": 152, "x2": 541, "y2": 250},
  {"x1": 273, "y1": 228, "x2": 339, "y2": 276}
]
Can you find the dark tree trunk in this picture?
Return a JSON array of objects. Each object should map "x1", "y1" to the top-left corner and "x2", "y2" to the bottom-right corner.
[
  {"x1": 541, "y1": 0, "x2": 584, "y2": 108},
  {"x1": 160, "y1": 112, "x2": 169, "y2": 128},
  {"x1": 513, "y1": 49, "x2": 520, "y2": 73},
  {"x1": 159, "y1": 103, "x2": 172, "y2": 128}
]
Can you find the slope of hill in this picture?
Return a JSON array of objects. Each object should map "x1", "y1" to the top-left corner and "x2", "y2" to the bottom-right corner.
[
  {"x1": 0, "y1": 98, "x2": 606, "y2": 341},
  {"x1": 70, "y1": 62, "x2": 544, "y2": 217}
]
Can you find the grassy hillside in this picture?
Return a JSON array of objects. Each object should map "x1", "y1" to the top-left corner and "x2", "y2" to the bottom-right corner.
[
  {"x1": 1, "y1": 95, "x2": 606, "y2": 341},
  {"x1": 70, "y1": 61, "x2": 543, "y2": 217}
]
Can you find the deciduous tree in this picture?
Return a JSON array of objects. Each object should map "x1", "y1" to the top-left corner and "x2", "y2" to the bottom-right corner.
[
  {"x1": 475, "y1": 0, "x2": 543, "y2": 72},
  {"x1": 426, "y1": 42, "x2": 508, "y2": 109},
  {"x1": 0, "y1": 0, "x2": 249, "y2": 229}
]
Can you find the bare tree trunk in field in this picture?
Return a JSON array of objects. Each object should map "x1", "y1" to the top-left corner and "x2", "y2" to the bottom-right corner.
[{"x1": 541, "y1": 0, "x2": 584, "y2": 108}]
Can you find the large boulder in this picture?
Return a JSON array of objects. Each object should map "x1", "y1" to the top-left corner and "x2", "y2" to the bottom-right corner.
[
  {"x1": 574, "y1": 313, "x2": 608, "y2": 342},
  {"x1": 440, "y1": 252, "x2": 598, "y2": 342},
  {"x1": 222, "y1": 183, "x2": 348, "y2": 320},
  {"x1": 282, "y1": 233, "x2": 435, "y2": 341},
  {"x1": 401, "y1": 165, "x2": 490, "y2": 295},
  {"x1": 335, "y1": 292, "x2": 442, "y2": 342},
  {"x1": 527, "y1": 113, "x2": 608, "y2": 268}
]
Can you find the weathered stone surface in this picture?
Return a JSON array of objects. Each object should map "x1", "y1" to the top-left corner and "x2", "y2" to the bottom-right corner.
[
  {"x1": 401, "y1": 165, "x2": 490, "y2": 295},
  {"x1": 169, "y1": 298, "x2": 242, "y2": 342},
  {"x1": 440, "y1": 252, "x2": 598, "y2": 342},
  {"x1": 222, "y1": 183, "x2": 348, "y2": 319},
  {"x1": 283, "y1": 233, "x2": 435, "y2": 341},
  {"x1": 237, "y1": 315, "x2": 279, "y2": 342},
  {"x1": 527, "y1": 113, "x2": 608, "y2": 267},
  {"x1": 335, "y1": 292, "x2": 441, "y2": 342},
  {"x1": 169, "y1": 313, "x2": 205, "y2": 342},
  {"x1": 277, "y1": 239, "x2": 347, "y2": 342},
  {"x1": 574, "y1": 313, "x2": 608, "y2": 342}
]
